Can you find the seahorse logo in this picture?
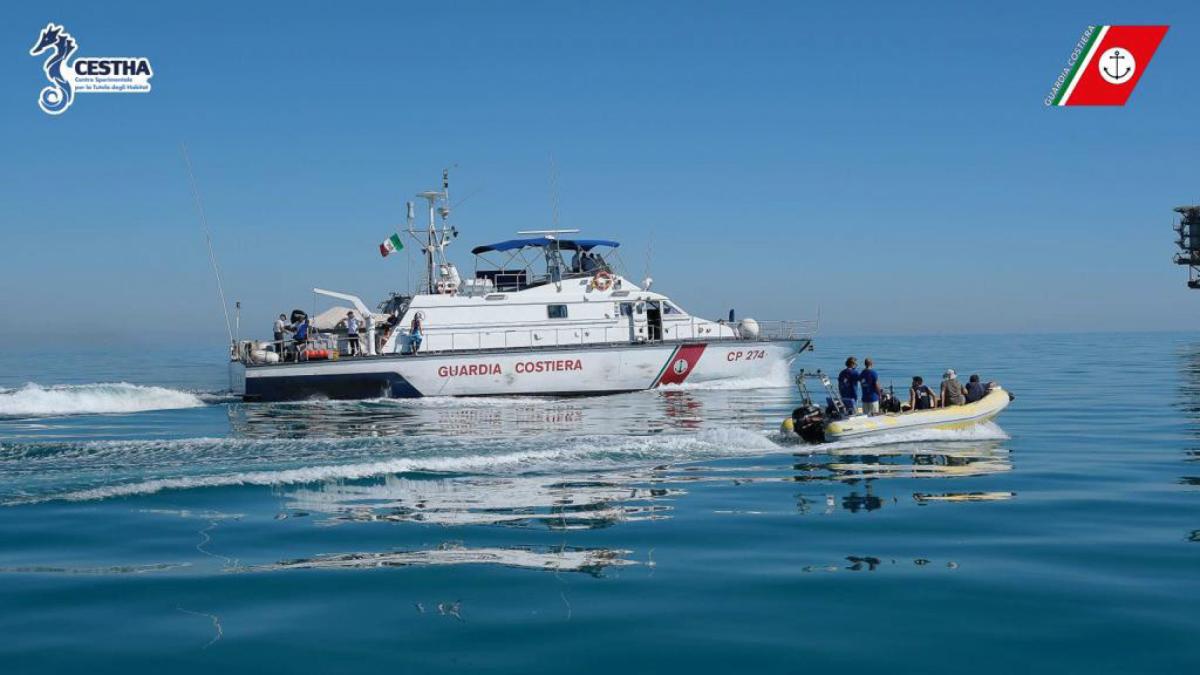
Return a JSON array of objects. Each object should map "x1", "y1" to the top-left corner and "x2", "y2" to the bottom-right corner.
[{"x1": 29, "y1": 23, "x2": 77, "y2": 115}]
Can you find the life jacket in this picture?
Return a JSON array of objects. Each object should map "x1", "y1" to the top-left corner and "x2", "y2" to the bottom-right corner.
[{"x1": 295, "y1": 321, "x2": 308, "y2": 341}]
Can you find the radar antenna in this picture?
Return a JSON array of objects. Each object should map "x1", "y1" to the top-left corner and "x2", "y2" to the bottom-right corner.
[{"x1": 406, "y1": 169, "x2": 460, "y2": 294}]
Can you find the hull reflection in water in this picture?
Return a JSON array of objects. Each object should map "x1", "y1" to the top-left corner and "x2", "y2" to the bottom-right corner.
[
  {"x1": 240, "y1": 543, "x2": 637, "y2": 576},
  {"x1": 225, "y1": 386, "x2": 799, "y2": 441},
  {"x1": 791, "y1": 441, "x2": 1013, "y2": 482},
  {"x1": 274, "y1": 439, "x2": 1014, "y2": 528},
  {"x1": 282, "y1": 473, "x2": 680, "y2": 529}
]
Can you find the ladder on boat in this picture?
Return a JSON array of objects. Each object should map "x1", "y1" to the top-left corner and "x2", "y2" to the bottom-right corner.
[{"x1": 795, "y1": 369, "x2": 850, "y2": 419}]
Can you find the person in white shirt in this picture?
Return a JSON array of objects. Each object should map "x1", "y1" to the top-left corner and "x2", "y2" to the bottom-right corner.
[
  {"x1": 344, "y1": 311, "x2": 361, "y2": 356},
  {"x1": 272, "y1": 314, "x2": 287, "y2": 352}
]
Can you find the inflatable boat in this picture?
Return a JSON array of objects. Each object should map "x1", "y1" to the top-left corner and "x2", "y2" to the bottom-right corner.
[{"x1": 781, "y1": 370, "x2": 1013, "y2": 443}]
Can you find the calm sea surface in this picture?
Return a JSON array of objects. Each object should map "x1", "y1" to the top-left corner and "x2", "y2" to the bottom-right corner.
[{"x1": 0, "y1": 333, "x2": 1197, "y2": 672}]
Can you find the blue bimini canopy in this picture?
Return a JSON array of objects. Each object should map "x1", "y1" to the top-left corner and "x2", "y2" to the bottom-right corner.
[{"x1": 471, "y1": 237, "x2": 620, "y2": 256}]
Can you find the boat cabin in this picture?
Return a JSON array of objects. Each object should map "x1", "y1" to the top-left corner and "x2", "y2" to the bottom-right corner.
[{"x1": 378, "y1": 234, "x2": 730, "y2": 355}]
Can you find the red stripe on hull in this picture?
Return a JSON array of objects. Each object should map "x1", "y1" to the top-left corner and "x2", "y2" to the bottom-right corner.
[
  {"x1": 1066, "y1": 25, "x2": 1168, "y2": 106},
  {"x1": 655, "y1": 344, "x2": 707, "y2": 386}
]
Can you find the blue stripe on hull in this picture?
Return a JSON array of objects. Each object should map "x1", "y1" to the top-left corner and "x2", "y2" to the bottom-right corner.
[{"x1": 244, "y1": 371, "x2": 421, "y2": 402}]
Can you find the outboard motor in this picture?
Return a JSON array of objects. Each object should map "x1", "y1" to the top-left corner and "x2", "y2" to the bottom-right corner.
[
  {"x1": 881, "y1": 387, "x2": 903, "y2": 414},
  {"x1": 791, "y1": 403, "x2": 827, "y2": 444}
]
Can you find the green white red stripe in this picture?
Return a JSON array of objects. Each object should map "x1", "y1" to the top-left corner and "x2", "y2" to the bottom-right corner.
[
  {"x1": 379, "y1": 233, "x2": 404, "y2": 257},
  {"x1": 653, "y1": 344, "x2": 707, "y2": 387},
  {"x1": 1050, "y1": 25, "x2": 1168, "y2": 106}
]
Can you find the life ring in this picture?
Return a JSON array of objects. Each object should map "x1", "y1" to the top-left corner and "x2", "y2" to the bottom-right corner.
[{"x1": 592, "y1": 270, "x2": 615, "y2": 291}]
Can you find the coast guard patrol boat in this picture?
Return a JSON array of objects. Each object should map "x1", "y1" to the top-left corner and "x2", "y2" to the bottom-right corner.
[{"x1": 232, "y1": 174, "x2": 813, "y2": 401}]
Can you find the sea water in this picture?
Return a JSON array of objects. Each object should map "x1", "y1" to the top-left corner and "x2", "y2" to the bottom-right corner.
[{"x1": 0, "y1": 333, "x2": 1196, "y2": 672}]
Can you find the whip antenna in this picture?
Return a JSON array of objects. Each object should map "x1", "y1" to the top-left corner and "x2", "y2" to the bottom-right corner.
[
  {"x1": 549, "y1": 153, "x2": 561, "y2": 228},
  {"x1": 180, "y1": 143, "x2": 234, "y2": 343}
]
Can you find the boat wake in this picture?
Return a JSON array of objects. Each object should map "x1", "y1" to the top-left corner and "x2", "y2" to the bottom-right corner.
[
  {"x1": 0, "y1": 427, "x2": 787, "y2": 505},
  {"x1": 0, "y1": 382, "x2": 213, "y2": 418}
]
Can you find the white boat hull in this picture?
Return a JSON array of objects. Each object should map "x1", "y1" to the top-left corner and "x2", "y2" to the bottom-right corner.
[{"x1": 242, "y1": 339, "x2": 806, "y2": 401}]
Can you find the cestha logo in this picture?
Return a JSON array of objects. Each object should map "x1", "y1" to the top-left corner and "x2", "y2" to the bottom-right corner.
[{"x1": 29, "y1": 23, "x2": 153, "y2": 115}]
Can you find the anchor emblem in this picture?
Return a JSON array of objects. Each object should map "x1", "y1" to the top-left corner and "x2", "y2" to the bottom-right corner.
[
  {"x1": 673, "y1": 358, "x2": 689, "y2": 375},
  {"x1": 1098, "y1": 47, "x2": 1135, "y2": 85}
]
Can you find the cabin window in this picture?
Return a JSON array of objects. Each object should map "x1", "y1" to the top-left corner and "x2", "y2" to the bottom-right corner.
[
  {"x1": 663, "y1": 302, "x2": 683, "y2": 315},
  {"x1": 547, "y1": 304, "x2": 569, "y2": 319},
  {"x1": 619, "y1": 303, "x2": 634, "y2": 317}
]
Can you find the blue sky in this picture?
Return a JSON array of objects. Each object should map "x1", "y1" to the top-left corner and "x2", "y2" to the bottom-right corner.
[{"x1": 1, "y1": 0, "x2": 1198, "y2": 344}]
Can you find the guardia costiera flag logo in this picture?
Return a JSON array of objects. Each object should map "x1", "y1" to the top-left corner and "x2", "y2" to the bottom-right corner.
[{"x1": 1046, "y1": 25, "x2": 1168, "y2": 106}]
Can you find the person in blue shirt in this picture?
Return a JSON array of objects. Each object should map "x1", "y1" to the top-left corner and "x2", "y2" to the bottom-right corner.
[
  {"x1": 837, "y1": 357, "x2": 860, "y2": 413},
  {"x1": 860, "y1": 357, "x2": 882, "y2": 415},
  {"x1": 409, "y1": 313, "x2": 423, "y2": 354},
  {"x1": 291, "y1": 316, "x2": 310, "y2": 361}
]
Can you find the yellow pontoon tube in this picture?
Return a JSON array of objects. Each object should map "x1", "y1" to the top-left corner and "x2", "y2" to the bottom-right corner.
[
  {"x1": 822, "y1": 387, "x2": 1012, "y2": 441},
  {"x1": 781, "y1": 370, "x2": 1013, "y2": 443}
]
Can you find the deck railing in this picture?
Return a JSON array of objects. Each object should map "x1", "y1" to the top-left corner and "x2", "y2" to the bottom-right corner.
[
  {"x1": 393, "y1": 318, "x2": 814, "y2": 356},
  {"x1": 239, "y1": 318, "x2": 816, "y2": 365}
]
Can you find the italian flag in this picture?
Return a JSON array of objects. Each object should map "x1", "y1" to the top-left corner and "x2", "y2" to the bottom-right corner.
[
  {"x1": 1051, "y1": 25, "x2": 1168, "y2": 106},
  {"x1": 379, "y1": 233, "x2": 404, "y2": 257}
]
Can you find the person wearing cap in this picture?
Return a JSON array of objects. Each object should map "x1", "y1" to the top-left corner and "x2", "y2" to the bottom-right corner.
[
  {"x1": 344, "y1": 311, "x2": 361, "y2": 356},
  {"x1": 940, "y1": 369, "x2": 966, "y2": 407},
  {"x1": 837, "y1": 357, "x2": 860, "y2": 414},
  {"x1": 964, "y1": 374, "x2": 988, "y2": 403},
  {"x1": 860, "y1": 357, "x2": 882, "y2": 415}
]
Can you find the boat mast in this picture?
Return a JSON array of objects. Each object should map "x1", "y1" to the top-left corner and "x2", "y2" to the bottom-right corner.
[{"x1": 407, "y1": 169, "x2": 456, "y2": 294}]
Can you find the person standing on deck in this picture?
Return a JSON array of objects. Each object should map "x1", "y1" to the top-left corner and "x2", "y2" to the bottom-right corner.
[
  {"x1": 344, "y1": 311, "x2": 361, "y2": 357},
  {"x1": 273, "y1": 314, "x2": 288, "y2": 353},
  {"x1": 860, "y1": 357, "x2": 882, "y2": 415},
  {"x1": 292, "y1": 316, "x2": 310, "y2": 361},
  {"x1": 837, "y1": 357, "x2": 860, "y2": 414},
  {"x1": 409, "y1": 313, "x2": 423, "y2": 354}
]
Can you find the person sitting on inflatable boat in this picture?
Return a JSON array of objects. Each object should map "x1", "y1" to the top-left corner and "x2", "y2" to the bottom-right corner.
[
  {"x1": 964, "y1": 373, "x2": 988, "y2": 403},
  {"x1": 940, "y1": 369, "x2": 966, "y2": 407},
  {"x1": 908, "y1": 376, "x2": 938, "y2": 411}
]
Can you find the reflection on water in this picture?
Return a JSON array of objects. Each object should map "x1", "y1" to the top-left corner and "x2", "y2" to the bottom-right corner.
[
  {"x1": 281, "y1": 473, "x2": 680, "y2": 529},
  {"x1": 791, "y1": 443, "x2": 1012, "y2": 481},
  {"x1": 0, "y1": 562, "x2": 192, "y2": 575},
  {"x1": 240, "y1": 543, "x2": 638, "y2": 577},
  {"x1": 1176, "y1": 342, "x2": 1200, "y2": 541},
  {"x1": 801, "y1": 556, "x2": 960, "y2": 573},
  {"x1": 913, "y1": 491, "x2": 1016, "y2": 504},
  {"x1": 275, "y1": 440, "x2": 1014, "y2": 530},
  {"x1": 231, "y1": 387, "x2": 1015, "y2": 535},
  {"x1": 0, "y1": 383, "x2": 1020, "y2": 574},
  {"x1": 227, "y1": 388, "x2": 779, "y2": 440}
]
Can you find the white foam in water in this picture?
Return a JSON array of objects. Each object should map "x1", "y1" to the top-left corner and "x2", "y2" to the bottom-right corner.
[
  {"x1": 0, "y1": 382, "x2": 207, "y2": 417},
  {"x1": 5, "y1": 427, "x2": 789, "y2": 505}
]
